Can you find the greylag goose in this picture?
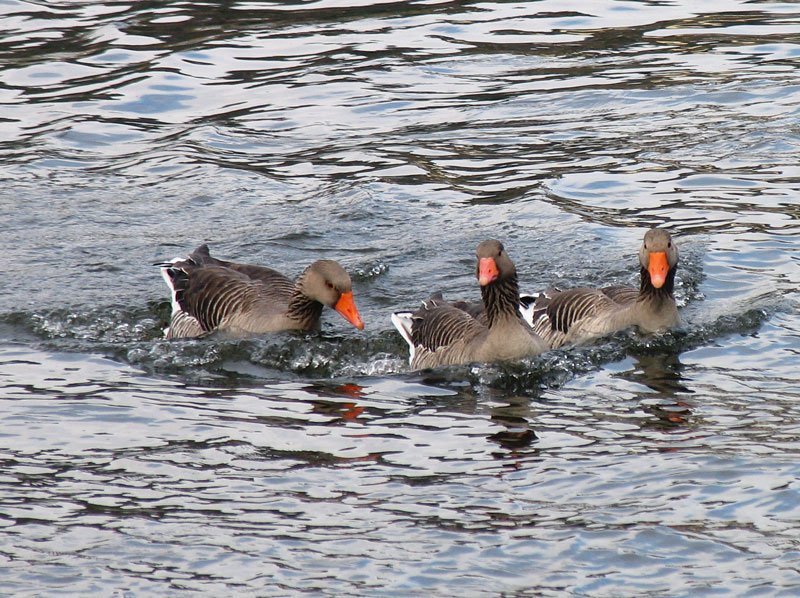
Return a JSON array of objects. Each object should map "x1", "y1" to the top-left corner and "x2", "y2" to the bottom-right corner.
[
  {"x1": 521, "y1": 228, "x2": 679, "y2": 349},
  {"x1": 157, "y1": 244, "x2": 364, "y2": 339},
  {"x1": 392, "y1": 240, "x2": 548, "y2": 369}
]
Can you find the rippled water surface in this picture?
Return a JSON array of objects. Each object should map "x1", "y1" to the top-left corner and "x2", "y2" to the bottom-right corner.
[{"x1": 1, "y1": 0, "x2": 799, "y2": 595}]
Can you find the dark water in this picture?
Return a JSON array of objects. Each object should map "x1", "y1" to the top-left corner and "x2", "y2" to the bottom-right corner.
[{"x1": 1, "y1": 0, "x2": 799, "y2": 595}]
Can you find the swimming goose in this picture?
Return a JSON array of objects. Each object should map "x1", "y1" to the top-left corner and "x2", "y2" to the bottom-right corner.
[
  {"x1": 392, "y1": 240, "x2": 548, "y2": 369},
  {"x1": 521, "y1": 228, "x2": 679, "y2": 349},
  {"x1": 157, "y1": 244, "x2": 364, "y2": 339}
]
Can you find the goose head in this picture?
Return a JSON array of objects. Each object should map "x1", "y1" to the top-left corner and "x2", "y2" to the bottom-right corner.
[
  {"x1": 639, "y1": 228, "x2": 678, "y2": 289},
  {"x1": 299, "y1": 260, "x2": 365, "y2": 330},
  {"x1": 475, "y1": 239, "x2": 516, "y2": 287}
]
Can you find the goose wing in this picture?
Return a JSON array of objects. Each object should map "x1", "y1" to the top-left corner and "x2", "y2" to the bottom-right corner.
[
  {"x1": 167, "y1": 265, "x2": 274, "y2": 333},
  {"x1": 410, "y1": 303, "x2": 485, "y2": 354},
  {"x1": 159, "y1": 244, "x2": 301, "y2": 338},
  {"x1": 526, "y1": 287, "x2": 619, "y2": 348},
  {"x1": 392, "y1": 298, "x2": 486, "y2": 367}
]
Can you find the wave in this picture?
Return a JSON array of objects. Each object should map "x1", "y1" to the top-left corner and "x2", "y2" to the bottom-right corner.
[{"x1": 0, "y1": 289, "x2": 784, "y2": 395}]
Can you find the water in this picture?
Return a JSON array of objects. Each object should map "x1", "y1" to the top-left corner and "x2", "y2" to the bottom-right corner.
[{"x1": 1, "y1": 0, "x2": 799, "y2": 595}]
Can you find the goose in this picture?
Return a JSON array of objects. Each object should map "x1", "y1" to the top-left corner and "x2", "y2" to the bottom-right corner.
[
  {"x1": 521, "y1": 228, "x2": 679, "y2": 349},
  {"x1": 392, "y1": 240, "x2": 548, "y2": 369},
  {"x1": 157, "y1": 244, "x2": 364, "y2": 339}
]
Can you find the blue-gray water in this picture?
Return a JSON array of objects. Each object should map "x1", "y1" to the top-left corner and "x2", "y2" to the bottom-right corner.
[{"x1": 1, "y1": 1, "x2": 799, "y2": 595}]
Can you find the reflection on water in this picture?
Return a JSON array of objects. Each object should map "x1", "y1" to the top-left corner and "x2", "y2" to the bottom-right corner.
[
  {"x1": 487, "y1": 394, "x2": 540, "y2": 450},
  {"x1": 628, "y1": 351, "x2": 691, "y2": 398},
  {"x1": 625, "y1": 351, "x2": 695, "y2": 429},
  {"x1": 1, "y1": 0, "x2": 800, "y2": 595}
]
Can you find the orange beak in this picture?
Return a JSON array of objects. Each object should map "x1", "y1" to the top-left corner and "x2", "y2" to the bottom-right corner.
[
  {"x1": 648, "y1": 251, "x2": 669, "y2": 289},
  {"x1": 334, "y1": 291, "x2": 365, "y2": 330},
  {"x1": 478, "y1": 257, "x2": 499, "y2": 286}
]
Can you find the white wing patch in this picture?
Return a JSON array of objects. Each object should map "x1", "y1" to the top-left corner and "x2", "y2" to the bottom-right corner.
[
  {"x1": 518, "y1": 293, "x2": 539, "y2": 327},
  {"x1": 159, "y1": 257, "x2": 185, "y2": 316},
  {"x1": 390, "y1": 311, "x2": 416, "y2": 364}
]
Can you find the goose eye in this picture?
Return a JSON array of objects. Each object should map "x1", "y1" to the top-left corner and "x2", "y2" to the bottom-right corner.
[
  {"x1": 325, "y1": 281, "x2": 334, "y2": 289},
  {"x1": 667, "y1": 241, "x2": 672, "y2": 248}
]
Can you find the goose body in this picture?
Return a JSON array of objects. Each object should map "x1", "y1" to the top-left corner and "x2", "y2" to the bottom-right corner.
[
  {"x1": 392, "y1": 240, "x2": 548, "y2": 369},
  {"x1": 157, "y1": 244, "x2": 364, "y2": 339},
  {"x1": 522, "y1": 228, "x2": 679, "y2": 349}
]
